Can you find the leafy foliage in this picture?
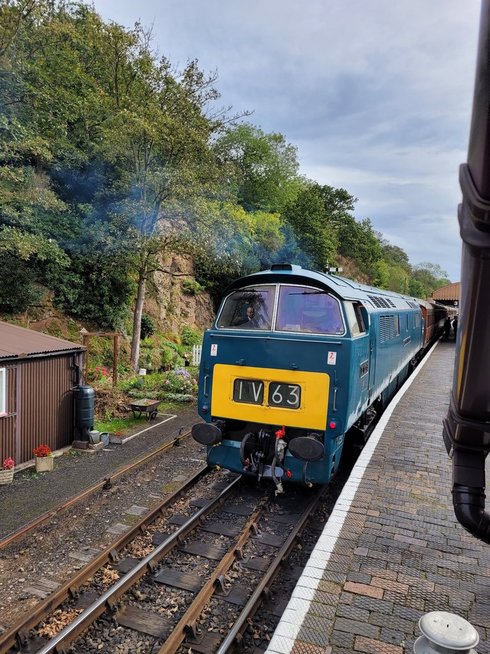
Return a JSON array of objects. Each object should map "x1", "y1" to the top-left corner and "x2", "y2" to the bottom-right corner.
[
  {"x1": 140, "y1": 314, "x2": 156, "y2": 339},
  {"x1": 282, "y1": 183, "x2": 356, "y2": 270},
  {"x1": 182, "y1": 279, "x2": 204, "y2": 295},
  {"x1": 180, "y1": 325, "x2": 202, "y2": 347},
  {"x1": 215, "y1": 124, "x2": 301, "y2": 212}
]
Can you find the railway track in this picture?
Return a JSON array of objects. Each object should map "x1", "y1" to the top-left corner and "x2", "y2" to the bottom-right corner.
[
  {"x1": 0, "y1": 459, "x2": 217, "y2": 654},
  {"x1": 0, "y1": 430, "x2": 191, "y2": 551},
  {"x1": 3, "y1": 475, "x2": 327, "y2": 654}
]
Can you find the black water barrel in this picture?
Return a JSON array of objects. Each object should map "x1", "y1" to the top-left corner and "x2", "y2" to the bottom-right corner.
[{"x1": 74, "y1": 385, "x2": 95, "y2": 432}]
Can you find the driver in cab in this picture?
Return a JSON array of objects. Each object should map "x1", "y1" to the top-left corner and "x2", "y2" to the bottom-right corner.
[{"x1": 234, "y1": 306, "x2": 260, "y2": 328}]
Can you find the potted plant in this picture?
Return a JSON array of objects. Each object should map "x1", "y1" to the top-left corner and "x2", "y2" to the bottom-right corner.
[
  {"x1": 0, "y1": 457, "x2": 15, "y2": 485},
  {"x1": 33, "y1": 444, "x2": 54, "y2": 472}
]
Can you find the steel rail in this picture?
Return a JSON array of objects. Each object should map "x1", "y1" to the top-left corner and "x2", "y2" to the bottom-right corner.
[
  {"x1": 0, "y1": 461, "x2": 208, "y2": 654},
  {"x1": 0, "y1": 429, "x2": 191, "y2": 550},
  {"x1": 156, "y1": 495, "x2": 269, "y2": 654},
  {"x1": 34, "y1": 475, "x2": 243, "y2": 654},
  {"x1": 216, "y1": 485, "x2": 325, "y2": 654}
]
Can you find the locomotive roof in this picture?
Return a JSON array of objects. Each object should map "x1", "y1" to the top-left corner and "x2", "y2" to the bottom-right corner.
[{"x1": 224, "y1": 264, "x2": 422, "y2": 310}]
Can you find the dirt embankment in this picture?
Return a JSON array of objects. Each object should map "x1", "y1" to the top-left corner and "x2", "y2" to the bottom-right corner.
[{"x1": 1, "y1": 254, "x2": 214, "y2": 346}]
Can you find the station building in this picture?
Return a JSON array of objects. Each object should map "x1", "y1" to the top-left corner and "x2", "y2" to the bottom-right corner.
[{"x1": 430, "y1": 282, "x2": 460, "y2": 312}]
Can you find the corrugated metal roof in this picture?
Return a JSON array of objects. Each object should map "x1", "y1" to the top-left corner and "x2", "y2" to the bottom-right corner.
[
  {"x1": 431, "y1": 282, "x2": 461, "y2": 301},
  {"x1": 0, "y1": 321, "x2": 84, "y2": 359}
]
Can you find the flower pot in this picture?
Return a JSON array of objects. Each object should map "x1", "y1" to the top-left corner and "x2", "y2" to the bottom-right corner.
[
  {"x1": 0, "y1": 469, "x2": 14, "y2": 485},
  {"x1": 35, "y1": 456, "x2": 54, "y2": 473}
]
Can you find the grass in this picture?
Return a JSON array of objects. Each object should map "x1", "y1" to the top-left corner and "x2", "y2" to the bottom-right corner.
[
  {"x1": 95, "y1": 416, "x2": 144, "y2": 433},
  {"x1": 95, "y1": 401, "x2": 185, "y2": 434}
]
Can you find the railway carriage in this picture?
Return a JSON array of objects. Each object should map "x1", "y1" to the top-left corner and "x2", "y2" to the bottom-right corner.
[{"x1": 192, "y1": 264, "x2": 444, "y2": 490}]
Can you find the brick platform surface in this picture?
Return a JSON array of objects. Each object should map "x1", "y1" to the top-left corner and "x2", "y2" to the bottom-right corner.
[{"x1": 268, "y1": 341, "x2": 490, "y2": 654}]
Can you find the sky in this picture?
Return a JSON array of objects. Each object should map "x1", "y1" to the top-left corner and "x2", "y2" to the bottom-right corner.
[{"x1": 94, "y1": 0, "x2": 482, "y2": 282}]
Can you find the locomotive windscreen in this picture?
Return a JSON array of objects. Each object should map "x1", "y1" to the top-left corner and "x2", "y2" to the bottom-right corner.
[
  {"x1": 217, "y1": 285, "x2": 275, "y2": 329},
  {"x1": 276, "y1": 286, "x2": 344, "y2": 334},
  {"x1": 216, "y1": 283, "x2": 344, "y2": 335}
]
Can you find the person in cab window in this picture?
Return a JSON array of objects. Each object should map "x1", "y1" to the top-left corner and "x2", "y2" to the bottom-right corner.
[{"x1": 234, "y1": 306, "x2": 260, "y2": 328}]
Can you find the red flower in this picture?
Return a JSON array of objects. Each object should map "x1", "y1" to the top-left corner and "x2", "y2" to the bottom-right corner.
[
  {"x1": 33, "y1": 444, "x2": 52, "y2": 458},
  {"x1": 2, "y1": 457, "x2": 15, "y2": 470}
]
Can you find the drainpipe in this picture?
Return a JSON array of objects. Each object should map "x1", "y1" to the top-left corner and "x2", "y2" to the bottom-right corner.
[{"x1": 442, "y1": 0, "x2": 490, "y2": 543}]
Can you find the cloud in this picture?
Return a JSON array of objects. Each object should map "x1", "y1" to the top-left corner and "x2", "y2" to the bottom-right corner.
[{"x1": 95, "y1": 0, "x2": 481, "y2": 281}]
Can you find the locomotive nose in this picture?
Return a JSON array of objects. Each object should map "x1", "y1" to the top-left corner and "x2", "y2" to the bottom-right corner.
[{"x1": 191, "y1": 422, "x2": 223, "y2": 446}]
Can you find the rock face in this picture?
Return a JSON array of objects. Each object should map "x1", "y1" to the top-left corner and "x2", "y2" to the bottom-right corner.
[{"x1": 145, "y1": 255, "x2": 215, "y2": 332}]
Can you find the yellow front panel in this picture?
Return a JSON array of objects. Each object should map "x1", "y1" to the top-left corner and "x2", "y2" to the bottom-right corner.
[{"x1": 211, "y1": 364, "x2": 329, "y2": 430}]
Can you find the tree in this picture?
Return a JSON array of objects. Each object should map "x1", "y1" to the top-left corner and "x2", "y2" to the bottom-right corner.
[
  {"x1": 338, "y1": 216, "x2": 381, "y2": 276},
  {"x1": 97, "y1": 50, "x2": 223, "y2": 367},
  {"x1": 215, "y1": 124, "x2": 302, "y2": 213},
  {"x1": 379, "y1": 240, "x2": 411, "y2": 272},
  {"x1": 0, "y1": 225, "x2": 69, "y2": 312},
  {"x1": 5, "y1": 2, "x2": 224, "y2": 366},
  {"x1": 282, "y1": 183, "x2": 357, "y2": 270},
  {"x1": 411, "y1": 262, "x2": 450, "y2": 298}
]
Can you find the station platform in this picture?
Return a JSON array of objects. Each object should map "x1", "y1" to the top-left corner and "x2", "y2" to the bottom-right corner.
[{"x1": 267, "y1": 341, "x2": 490, "y2": 654}]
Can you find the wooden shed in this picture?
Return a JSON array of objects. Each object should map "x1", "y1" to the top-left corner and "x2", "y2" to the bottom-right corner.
[{"x1": 0, "y1": 321, "x2": 85, "y2": 467}]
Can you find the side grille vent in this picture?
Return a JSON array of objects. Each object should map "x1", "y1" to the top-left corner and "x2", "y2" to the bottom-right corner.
[
  {"x1": 369, "y1": 294, "x2": 396, "y2": 309},
  {"x1": 379, "y1": 315, "x2": 399, "y2": 343}
]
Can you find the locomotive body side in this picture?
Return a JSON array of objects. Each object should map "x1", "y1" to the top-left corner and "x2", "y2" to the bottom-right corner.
[{"x1": 192, "y1": 265, "x2": 425, "y2": 488}]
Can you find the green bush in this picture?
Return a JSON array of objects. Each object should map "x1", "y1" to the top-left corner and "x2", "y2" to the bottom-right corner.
[
  {"x1": 139, "y1": 343, "x2": 162, "y2": 371},
  {"x1": 140, "y1": 314, "x2": 156, "y2": 339},
  {"x1": 158, "y1": 344, "x2": 178, "y2": 370},
  {"x1": 0, "y1": 255, "x2": 43, "y2": 313},
  {"x1": 182, "y1": 279, "x2": 204, "y2": 295},
  {"x1": 122, "y1": 368, "x2": 197, "y2": 402},
  {"x1": 162, "y1": 368, "x2": 197, "y2": 395},
  {"x1": 165, "y1": 392, "x2": 194, "y2": 402},
  {"x1": 180, "y1": 326, "x2": 202, "y2": 347}
]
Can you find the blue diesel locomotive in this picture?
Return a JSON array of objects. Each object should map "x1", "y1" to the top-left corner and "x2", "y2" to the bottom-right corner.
[{"x1": 191, "y1": 264, "x2": 445, "y2": 490}]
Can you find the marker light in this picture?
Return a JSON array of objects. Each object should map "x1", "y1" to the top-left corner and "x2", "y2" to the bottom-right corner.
[{"x1": 329, "y1": 421, "x2": 336, "y2": 429}]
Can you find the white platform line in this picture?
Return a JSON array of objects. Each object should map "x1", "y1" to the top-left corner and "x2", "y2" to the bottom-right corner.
[{"x1": 266, "y1": 342, "x2": 439, "y2": 654}]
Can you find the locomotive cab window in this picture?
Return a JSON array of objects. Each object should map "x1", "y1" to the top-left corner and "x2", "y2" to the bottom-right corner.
[
  {"x1": 344, "y1": 302, "x2": 367, "y2": 336},
  {"x1": 217, "y1": 285, "x2": 275, "y2": 330},
  {"x1": 275, "y1": 285, "x2": 344, "y2": 335}
]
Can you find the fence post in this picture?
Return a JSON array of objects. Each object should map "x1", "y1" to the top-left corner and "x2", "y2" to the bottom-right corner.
[{"x1": 192, "y1": 345, "x2": 202, "y2": 366}]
